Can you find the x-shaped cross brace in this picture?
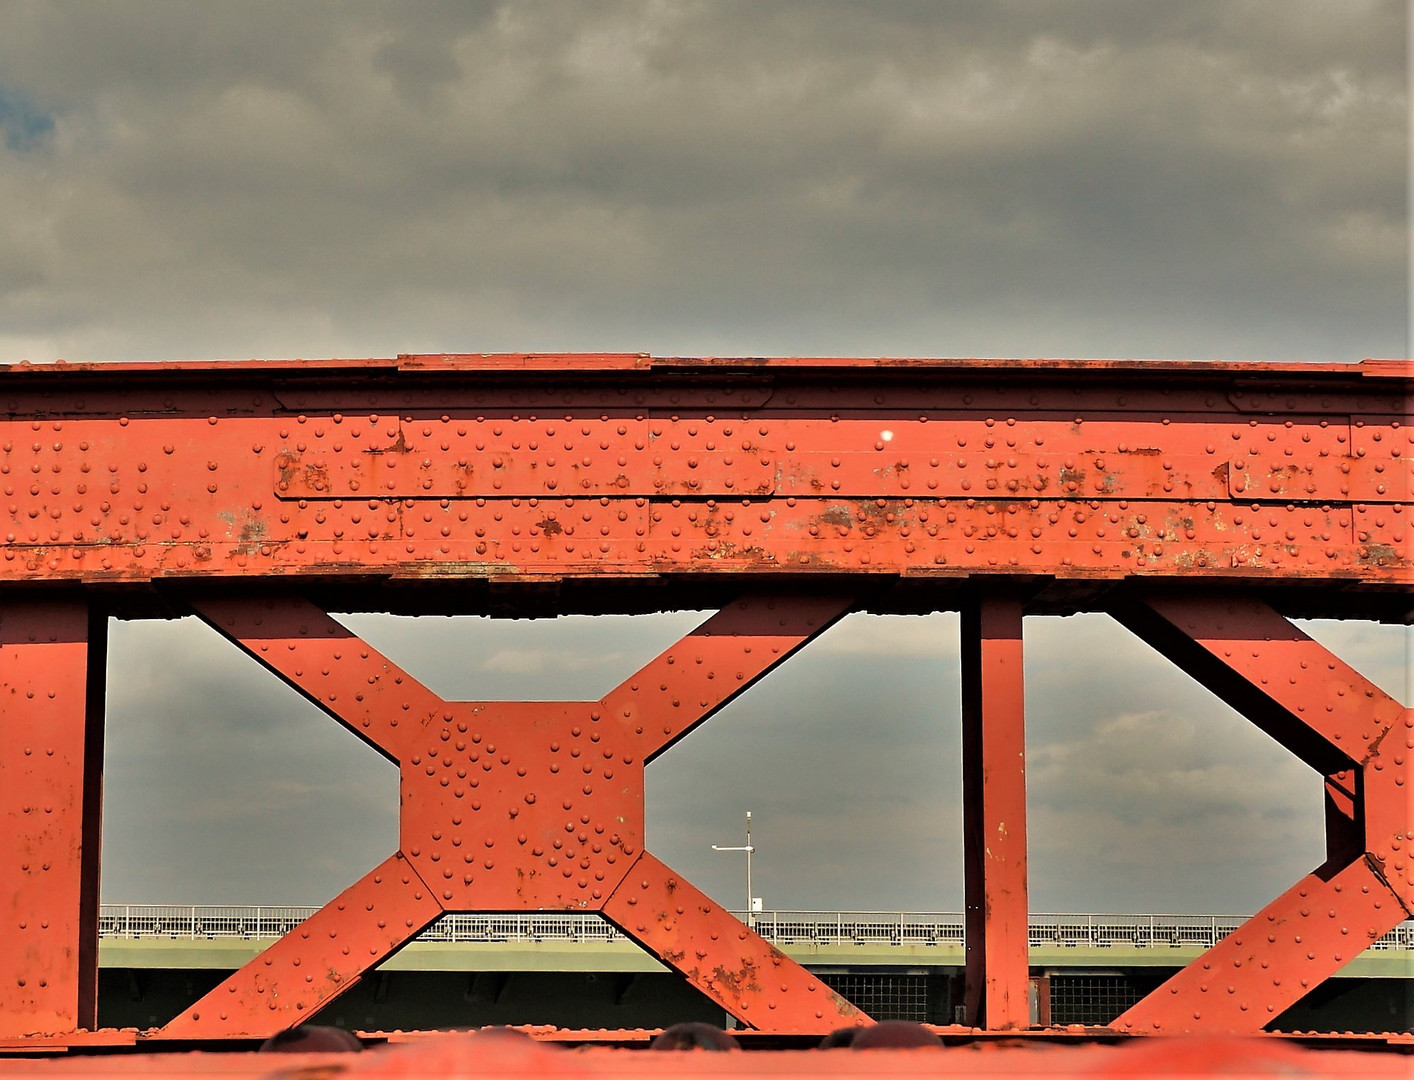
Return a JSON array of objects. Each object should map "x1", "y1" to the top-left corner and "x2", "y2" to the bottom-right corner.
[
  {"x1": 156, "y1": 593, "x2": 867, "y2": 1038},
  {"x1": 1112, "y1": 596, "x2": 1412, "y2": 1032}
]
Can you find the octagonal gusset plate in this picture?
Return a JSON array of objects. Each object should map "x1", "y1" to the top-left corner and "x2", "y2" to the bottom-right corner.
[{"x1": 398, "y1": 701, "x2": 645, "y2": 910}]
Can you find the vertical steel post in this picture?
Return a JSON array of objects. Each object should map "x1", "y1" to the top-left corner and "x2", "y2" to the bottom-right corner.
[
  {"x1": 0, "y1": 598, "x2": 106, "y2": 1037},
  {"x1": 746, "y1": 812, "x2": 753, "y2": 926},
  {"x1": 961, "y1": 594, "x2": 1030, "y2": 1030}
]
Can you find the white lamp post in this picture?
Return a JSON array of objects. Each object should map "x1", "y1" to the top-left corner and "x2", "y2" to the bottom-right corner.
[{"x1": 712, "y1": 810, "x2": 757, "y2": 926}]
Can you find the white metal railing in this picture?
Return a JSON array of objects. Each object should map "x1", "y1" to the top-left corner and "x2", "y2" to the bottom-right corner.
[{"x1": 97, "y1": 905, "x2": 1414, "y2": 953}]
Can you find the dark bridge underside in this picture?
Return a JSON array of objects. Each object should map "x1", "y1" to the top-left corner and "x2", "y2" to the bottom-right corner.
[
  {"x1": 1, "y1": 355, "x2": 1409, "y2": 1046},
  {"x1": 103, "y1": 574, "x2": 1414, "y2": 625}
]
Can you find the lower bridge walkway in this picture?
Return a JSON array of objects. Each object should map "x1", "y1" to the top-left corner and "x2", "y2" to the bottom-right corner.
[{"x1": 97, "y1": 907, "x2": 1414, "y2": 1032}]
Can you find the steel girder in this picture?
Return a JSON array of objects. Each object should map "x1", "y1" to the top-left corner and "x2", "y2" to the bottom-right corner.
[
  {"x1": 149, "y1": 593, "x2": 863, "y2": 1038},
  {"x1": 0, "y1": 355, "x2": 1409, "y2": 1044},
  {"x1": 1110, "y1": 596, "x2": 1411, "y2": 1033},
  {"x1": 0, "y1": 356, "x2": 1406, "y2": 598},
  {"x1": 961, "y1": 594, "x2": 1031, "y2": 1030}
]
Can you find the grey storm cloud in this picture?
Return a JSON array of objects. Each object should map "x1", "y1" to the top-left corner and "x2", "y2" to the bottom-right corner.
[
  {"x1": 0, "y1": 2, "x2": 1405, "y2": 915},
  {"x1": 0, "y1": 0, "x2": 1405, "y2": 363}
]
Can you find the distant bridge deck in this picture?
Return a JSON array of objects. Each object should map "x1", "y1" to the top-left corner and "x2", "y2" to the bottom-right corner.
[{"x1": 99, "y1": 906, "x2": 1414, "y2": 978}]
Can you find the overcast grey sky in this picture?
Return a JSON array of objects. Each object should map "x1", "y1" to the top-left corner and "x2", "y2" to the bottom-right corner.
[{"x1": 0, "y1": 2, "x2": 1406, "y2": 915}]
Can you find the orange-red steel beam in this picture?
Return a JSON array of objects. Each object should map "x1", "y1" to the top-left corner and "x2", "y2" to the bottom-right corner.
[
  {"x1": 0, "y1": 355, "x2": 1409, "y2": 1045},
  {"x1": 600, "y1": 852, "x2": 864, "y2": 1033},
  {"x1": 599, "y1": 594, "x2": 855, "y2": 764},
  {"x1": 1112, "y1": 596, "x2": 1411, "y2": 1033},
  {"x1": 186, "y1": 595, "x2": 442, "y2": 764},
  {"x1": 6, "y1": 1033, "x2": 1414, "y2": 1077},
  {"x1": 0, "y1": 599, "x2": 105, "y2": 1038},
  {"x1": 0, "y1": 357, "x2": 1407, "y2": 594},
  {"x1": 159, "y1": 854, "x2": 442, "y2": 1039},
  {"x1": 961, "y1": 595, "x2": 1030, "y2": 1030},
  {"x1": 150, "y1": 593, "x2": 862, "y2": 1040}
]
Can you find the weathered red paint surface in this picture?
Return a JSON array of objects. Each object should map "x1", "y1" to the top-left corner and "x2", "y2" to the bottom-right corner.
[
  {"x1": 0, "y1": 356, "x2": 1409, "y2": 1046},
  {"x1": 0, "y1": 356, "x2": 1407, "y2": 591},
  {"x1": 0, "y1": 601, "x2": 104, "y2": 1038},
  {"x1": 1, "y1": 1033, "x2": 1412, "y2": 1077},
  {"x1": 961, "y1": 595, "x2": 1030, "y2": 1030},
  {"x1": 147, "y1": 593, "x2": 858, "y2": 1038},
  {"x1": 601, "y1": 852, "x2": 864, "y2": 1033},
  {"x1": 1111, "y1": 596, "x2": 1412, "y2": 1033}
]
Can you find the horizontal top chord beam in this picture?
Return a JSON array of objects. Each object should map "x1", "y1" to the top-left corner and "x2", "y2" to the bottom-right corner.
[{"x1": 1, "y1": 356, "x2": 1408, "y2": 619}]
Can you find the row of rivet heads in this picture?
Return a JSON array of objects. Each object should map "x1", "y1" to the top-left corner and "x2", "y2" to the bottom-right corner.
[
  {"x1": 1, "y1": 405, "x2": 1398, "y2": 434},
  {"x1": 5, "y1": 642, "x2": 83, "y2": 971},
  {"x1": 264, "y1": 413, "x2": 1396, "y2": 492},
  {"x1": 3, "y1": 411, "x2": 1403, "y2": 473},
  {"x1": 5, "y1": 494, "x2": 1397, "y2": 568},
  {"x1": 8, "y1": 740, "x2": 76, "y2": 993},
  {"x1": 234, "y1": 627, "x2": 644, "y2": 903},
  {"x1": 5, "y1": 412, "x2": 1402, "y2": 520},
  {"x1": 1, "y1": 489, "x2": 1398, "y2": 550},
  {"x1": 2, "y1": 491, "x2": 1402, "y2": 555},
  {"x1": 274, "y1": 450, "x2": 1400, "y2": 501},
  {"x1": 1120, "y1": 875, "x2": 1402, "y2": 1027},
  {"x1": 0, "y1": 409, "x2": 1391, "y2": 489},
  {"x1": 2, "y1": 522, "x2": 1404, "y2": 578},
  {"x1": 0, "y1": 494, "x2": 1376, "y2": 544}
]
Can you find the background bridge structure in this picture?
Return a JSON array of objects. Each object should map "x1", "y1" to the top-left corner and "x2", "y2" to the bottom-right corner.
[{"x1": 1, "y1": 354, "x2": 1409, "y2": 1047}]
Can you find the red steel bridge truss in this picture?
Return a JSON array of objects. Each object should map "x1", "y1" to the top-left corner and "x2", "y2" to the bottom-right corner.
[{"x1": 0, "y1": 355, "x2": 1409, "y2": 1046}]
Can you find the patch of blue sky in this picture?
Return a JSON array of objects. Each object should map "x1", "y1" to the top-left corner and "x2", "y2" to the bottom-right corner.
[{"x1": 0, "y1": 86, "x2": 55, "y2": 152}]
